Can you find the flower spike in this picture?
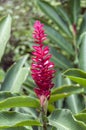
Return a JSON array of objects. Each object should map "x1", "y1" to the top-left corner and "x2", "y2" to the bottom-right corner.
[{"x1": 31, "y1": 20, "x2": 55, "y2": 107}]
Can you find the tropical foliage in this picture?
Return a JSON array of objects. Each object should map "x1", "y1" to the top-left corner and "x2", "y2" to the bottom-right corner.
[{"x1": 0, "y1": 0, "x2": 86, "y2": 130}]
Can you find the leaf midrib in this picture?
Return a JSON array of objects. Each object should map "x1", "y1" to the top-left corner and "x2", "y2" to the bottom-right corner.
[{"x1": 49, "y1": 120, "x2": 70, "y2": 130}]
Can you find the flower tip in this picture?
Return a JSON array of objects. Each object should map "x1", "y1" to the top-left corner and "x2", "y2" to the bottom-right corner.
[{"x1": 34, "y1": 20, "x2": 44, "y2": 28}]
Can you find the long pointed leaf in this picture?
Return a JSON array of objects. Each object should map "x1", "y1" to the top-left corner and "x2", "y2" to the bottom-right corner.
[
  {"x1": 0, "y1": 96, "x2": 40, "y2": 110},
  {"x1": 63, "y1": 77, "x2": 84, "y2": 113},
  {"x1": 49, "y1": 85, "x2": 83, "y2": 103},
  {"x1": 45, "y1": 25, "x2": 74, "y2": 55},
  {"x1": 66, "y1": 94, "x2": 84, "y2": 114},
  {"x1": 63, "y1": 68, "x2": 86, "y2": 86},
  {"x1": 48, "y1": 109, "x2": 86, "y2": 130},
  {"x1": 52, "y1": 85, "x2": 84, "y2": 95},
  {"x1": 56, "y1": 5, "x2": 71, "y2": 26},
  {"x1": 1, "y1": 55, "x2": 28, "y2": 92},
  {"x1": 0, "y1": 15, "x2": 11, "y2": 61},
  {"x1": 79, "y1": 32, "x2": 86, "y2": 71},
  {"x1": 50, "y1": 47, "x2": 73, "y2": 70},
  {"x1": 37, "y1": 0, "x2": 72, "y2": 37},
  {"x1": 75, "y1": 113, "x2": 86, "y2": 125},
  {"x1": 3, "y1": 126, "x2": 32, "y2": 130},
  {"x1": 69, "y1": 0, "x2": 80, "y2": 24},
  {"x1": 0, "y1": 111, "x2": 41, "y2": 128},
  {"x1": 78, "y1": 12, "x2": 86, "y2": 35},
  {"x1": 0, "y1": 91, "x2": 16, "y2": 101}
]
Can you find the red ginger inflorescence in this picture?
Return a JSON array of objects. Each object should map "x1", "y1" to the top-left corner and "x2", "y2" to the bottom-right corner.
[{"x1": 31, "y1": 20, "x2": 55, "y2": 107}]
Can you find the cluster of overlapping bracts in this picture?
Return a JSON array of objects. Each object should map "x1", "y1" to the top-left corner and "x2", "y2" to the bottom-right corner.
[{"x1": 31, "y1": 20, "x2": 55, "y2": 106}]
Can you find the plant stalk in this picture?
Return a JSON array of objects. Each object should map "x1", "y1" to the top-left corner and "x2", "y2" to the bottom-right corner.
[
  {"x1": 73, "y1": 26, "x2": 78, "y2": 67},
  {"x1": 41, "y1": 106, "x2": 48, "y2": 130},
  {"x1": 39, "y1": 99, "x2": 48, "y2": 130}
]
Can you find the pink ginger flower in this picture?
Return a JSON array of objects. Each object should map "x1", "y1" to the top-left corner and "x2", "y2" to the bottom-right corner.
[{"x1": 31, "y1": 21, "x2": 55, "y2": 107}]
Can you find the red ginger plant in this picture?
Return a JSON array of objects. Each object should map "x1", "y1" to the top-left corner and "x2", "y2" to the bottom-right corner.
[{"x1": 31, "y1": 20, "x2": 55, "y2": 107}]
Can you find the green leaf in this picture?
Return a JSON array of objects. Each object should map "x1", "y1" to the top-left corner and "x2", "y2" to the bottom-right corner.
[
  {"x1": 48, "y1": 104, "x2": 55, "y2": 112},
  {"x1": 24, "y1": 76, "x2": 35, "y2": 91},
  {"x1": 0, "y1": 91, "x2": 16, "y2": 101},
  {"x1": 3, "y1": 126, "x2": 32, "y2": 130},
  {"x1": 80, "y1": 109, "x2": 86, "y2": 113},
  {"x1": 23, "y1": 77, "x2": 35, "y2": 95},
  {"x1": 37, "y1": 0, "x2": 72, "y2": 37},
  {"x1": 0, "y1": 15, "x2": 11, "y2": 61},
  {"x1": 49, "y1": 93, "x2": 70, "y2": 103},
  {"x1": 78, "y1": 12, "x2": 86, "y2": 35},
  {"x1": 69, "y1": 0, "x2": 80, "y2": 24},
  {"x1": 49, "y1": 85, "x2": 83, "y2": 103},
  {"x1": 45, "y1": 25, "x2": 74, "y2": 55},
  {"x1": 17, "y1": 107, "x2": 37, "y2": 119},
  {"x1": 0, "y1": 96, "x2": 40, "y2": 110},
  {"x1": 48, "y1": 109, "x2": 86, "y2": 130},
  {"x1": 56, "y1": 5, "x2": 71, "y2": 26},
  {"x1": 64, "y1": 68, "x2": 86, "y2": 78},
  {"x1": 54, "y1": 70, "x2": 62, "y2": 87},
  {"x1": 78, "y1": 32, "x2": 86, "y2": 46},
  {"x1": 50, "y1": 47, "x2": 73, "y2": 70},
  {"x1": 63, "y1": 68, "x2": 86, "y2": 86},
  {"x1": 75, "y1": 113, "x2": 86, "y2": 125},
  {"x1": 64, "y1": 78, "x2": 84, "y2": 114},
  {"x1": 0, "y1": 69, "x2": 5, "y2": 82},
  {"x1": 0, "y1": 111, "x2": 41, "y2": 128},
  {"x1": 1, "y1": 55, "x2": 28, "y2": 93},
  {"x1": 52, "y1": 85, "x2": 84, "y2": 94},
  {"x1": 79, "y1": 32, "x2": 86, "y2": 71},
  {"x1": 66, "y1": 94, "x2": 84, "y2": 114}
]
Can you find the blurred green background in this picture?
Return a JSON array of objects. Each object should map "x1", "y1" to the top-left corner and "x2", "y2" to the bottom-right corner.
[{"x1": 0, "y1": 0, "x2": 86, "y2": 71}]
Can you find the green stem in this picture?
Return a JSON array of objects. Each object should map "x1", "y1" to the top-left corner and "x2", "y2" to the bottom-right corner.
[
  {"x1": 41, "y1": 107, "x2": 48, "y2": 130},
  {"x1": 73, "y1": 32, "x2": 78, "y2": 67},
  {"x1": 39, "y1": 106, "x2": 48, "y2": 130},
  {"x1": 38, "y1": 111, "x2": 42, "y2": 130},
  {"x1": 38, "y1": 97, "x2": 48, "y2": 130}
]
